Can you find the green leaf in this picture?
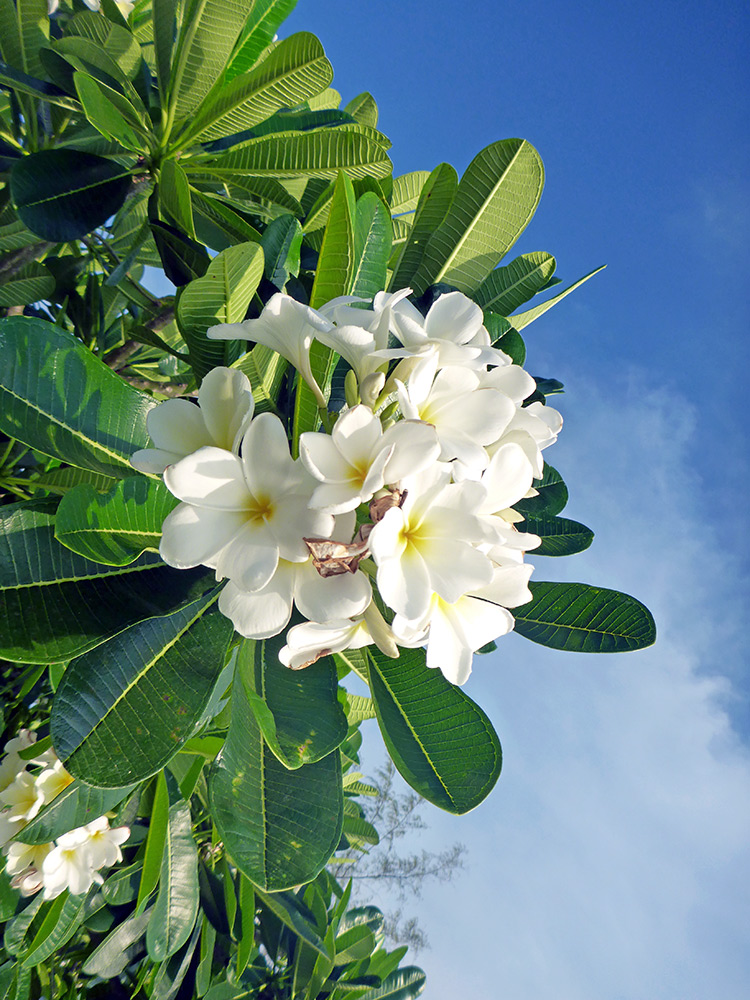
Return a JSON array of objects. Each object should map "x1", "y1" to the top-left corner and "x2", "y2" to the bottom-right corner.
[
  {"x1": 388, "y1": 162, "x2": 457, "y2": 290},
  {"x1": 513, "y1": 581, "x2": 657, "y2": 652},
  {"x1": 55, "y1": 477, "x2": 178, "y2": 566},
  {"x1": 22, "y1": 890, "x2": 88, "y2": 968},
  {"x1": 150, "y1": 221, "x2": 210, "y2": 288},
  {"x1": 193, "y1": 128, "x2": 391, "y2": 183},
  {"x1": 0, "y1": 261, "x2": 54, "y2": 307},
  {"x1": 475, "y1": 251, "x2": 556, "y2": 315},
  {"x1": 2, "y1": 894, "x2": 44, "y2": 957},
  {"x1": 0, "y1": 60, "x2": 80, "y2": 110},
  {"x1": 310, "y1": 171, "x2": 356, "y2": 308},
  {"x1": 191, "y1": 189, "x2": 263, "y2": 252},
  {"x1": 510, "y1": 265, "x2": 606, "y2": 330},
  {"x1": 153, "y1": 0, "x2": 179, "y2": 101},
  {"x1": 15, "y1": 782, "x2": 134, "y2": 846},
  {"x1": 136, "y1": 771, "x2": 169, "y2": 913},
  {"x1": 50, "y1": 590, "x2": 233, "y2": 786},
  {"x1": 334, "y1": 923, "x2": 376, "y2": 964},
  {"x1": 0, "y1": 316, "x2": 155, "y2": 476},
  {"x1": 262, "y1": 213, "x2": 303, "y2": 289},
  {"x1": 101, "y1": 862, "x2": 143, "y2": 906},
  {"x1": 159, "y1": 159, "x2": 196, "y2": 238},
  {"x1": 255, "y1": 889, "x2": 330, "y2": 960},
  {"x1": 0, "y1": 0, "x2": 22, "y2": 69},
  {"x1": 390, "y1": 170, "x2": 430, "y2": 215},
  {"x1": 351, "y1": 192, "x2": 392, "y2": 300},
  {"x1": 146, "y1": 794, "x2": 200, "y2": 962},
  {"x1": 168, "y1": 0, "x2": 259, "y2": 127},
  {"x1": 344, "y1": 91, "x2": 378, "y2": 128},
  {"x1": 179, "y1": 32, "x2": 332, "y2": 145},
  {"x1": 367, "y1": 647, "x2": 502, "y2": 815},
  {"x1": 209, "y1": 660, "x2": 344, "y2": 891},
  {"x1": 82, "y1": 907, "x2": 153, "y2": 978},
  {"x1": 10, "y1": 150, "x2": 132, "y2": 241},
  {"x1": 177, "y1": 241, "x2": 264, "y2": 380},
  {"x1": 26, "y1": 466, "x2": 118, "y2": 497},
  {"x1": 231, "y1": 343, "x2": 287, "y2": 415},
  {"x1": 517, "y1": 513, "x2": 594, "y2": 556},
  {"x1": 238, "y1": 635, "x2": 348, "y2": 769},
  {"x1": 356, "y1": 967, "x2": 426, "y2": 1000},
  {"x1": 17, "y1": 0, "x2": 48, "y2": 81},
  {"x1": 411, "y1": 139, "x2": 544, "y2": 295},
  {"x1": 0, "y1": 499, "x2": 210, "y2": 664},
  {"x1": 514, "y1": 463, "x2": 568, "y2": 516},
  {"x1": 225, "y1": 0, "x2": 298, "y2": 81},
  {"x1": 73, "y1": 72, "x2": 147, "y2": 151}
]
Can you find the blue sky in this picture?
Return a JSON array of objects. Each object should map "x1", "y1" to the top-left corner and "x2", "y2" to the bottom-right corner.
[{"x1": 281, "y1": 2, "x2": 750, "y2": 997}]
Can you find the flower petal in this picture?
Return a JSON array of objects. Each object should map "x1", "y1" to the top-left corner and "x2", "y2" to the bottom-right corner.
[
  {"x1": 164, "y1": 447, "x2": 250, "y2": 509},
  {"x1": 197, "y1": 367, "x2": 254, "y2": 452},
  {"x1": 218, "y1": 570, "x2": 295, "y2": 639},
  {"x1": 159, "y1": 504, "x2": 247, "y2": 569}
]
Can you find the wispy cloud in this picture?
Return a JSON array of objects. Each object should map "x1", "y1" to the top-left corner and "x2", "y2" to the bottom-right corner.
[{"x1": 360, "y1": 369, "x2": 750, "y2": 998}]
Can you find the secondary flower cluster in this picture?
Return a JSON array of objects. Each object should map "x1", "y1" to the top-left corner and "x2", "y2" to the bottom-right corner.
[
  {"x1": 131, "y1": 289, "x2": 562, "y2": 685},
  {"x1": 0, "y1": 731, "x2": 129, "y2": 899}
]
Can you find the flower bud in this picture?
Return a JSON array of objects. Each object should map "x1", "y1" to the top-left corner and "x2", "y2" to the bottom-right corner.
[{"x1": 360, "y1": 372, "x2": 386, "y2": 408}]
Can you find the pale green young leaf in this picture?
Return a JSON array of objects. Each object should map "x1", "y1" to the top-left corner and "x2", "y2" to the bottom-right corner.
[
  {"x1": 225, "y1": 0, "x2": 297, "y2": 81},
  {"x1": 351, "y1": 191, "x2": 392, "y2": 300},
  {"x1": 388, "y1": 162, "x2": 457, "y2": 290},
  {"x1": 153, "y1": 0, "x2": 180, "y2": 100},
  {"x1": 231, "y1": 343, "x2": 287, "y2": 415},
  {"x1": 411, "y1": 138, "x2": 544, "y2": 295},
  {"x1": 475, "y1": 251, "x2": 556, "y2": 315},
  {"x1": 390, "y1": 171, "x2": 430, "y2": 215},
  {"x1": 178, "y1": 32, "x2": 332, "y2": 146},
  {"x1": 310, "y1": 170, "x2": 355, "y2": 307},
  {"x1": 168, "y1": 0, "x2": 258, "y2": 127},
  {"x1": 308, "y1": 86, "x2": 341, "y2": 110},
  {"x1": 509, "y1": 265, "x2": 606, "y2": 329},
  {"x1": 344, "y1": 91, "x2": 378, "y2": 128},
  {"x1": 17, "y1": 0, "x2": 48, "y2": 80},
  {"x1": 73, "y1": 72, "x2": 146, "y2": 151},
  {"x1": 159, "y1": 158, "x2": 196, "y2": 238}
]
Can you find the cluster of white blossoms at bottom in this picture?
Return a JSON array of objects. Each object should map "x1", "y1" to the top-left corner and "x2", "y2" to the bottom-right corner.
[
  {"x1": 132, "y1": 288, "x2": 562, "y2": 685},
  {"x1": 0, "y1": 731, "x2": 129, "y2": 900}
]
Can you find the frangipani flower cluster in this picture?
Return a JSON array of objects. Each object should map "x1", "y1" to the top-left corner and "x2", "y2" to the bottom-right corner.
[
  {"x1": 132, "y1": 289, "x2": 562, "y2": 685},
  {"x1": 0, "y1": 732, "x2": 129, "y2": 900}
]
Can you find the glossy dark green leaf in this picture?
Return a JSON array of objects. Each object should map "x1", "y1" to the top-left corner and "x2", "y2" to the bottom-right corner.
[
  {"x1": 150, "y1": 218, "x2": 210, "y2": 287},
  {"x1": 351, "y1": 191, "x2": 392, "y2": 300},
  {"x1": 513, "y1": 581, "x2": 656, "y2": 652},
  {"x1": 388, "y1": 162, "x2": 458, "y2": 290},
  {"x1": 209, "y1": 661, "x2": 343, "y2": 891},
  {"x1": 0, "y1": 316, "x2": 156, "y2": 476},
  {"x1": 238, "y1": 635, "x2": 348, "y2": 769},
  {"x1": 411, "y1": 139, "x2": 545, "y2": 295},
  {"x1": 0, "y1": 499, "x2": 210, "y2": 664},
  {"x1": 10, "y1": 150, "x2": 132, "y2": 240},
  {"x1": 101, "y1": 862, "x2": 143, "y2": 906},
  {"x1": 475, "y1": 251, "x2": 556, "y2": 314},
  {"x1": 51, "y1": 591, "x2": 233, "y2": 786},
  {"x1": 146, "y1": 794, "x2": 199, "y2": 962},
  {"x1": 514, "y1": 463, "x2": 568, "y2": 516},
  {"x1": 367, "y1": 647, "x2": 502, "y2": 815},
  {"x1": 2, "y1": 894, "x2": 44, "y2": 957},
  {"x1": 517, "y1": 513, "x2": 594, "y2": 556},
  {"x1": 0, "y1": 60, "x2": 80, "y2": 110},
  {"x1": 15, "y1": 781, "x2": 134, "y2": 846},
  {"x1": 256, "y1": 889, "x2": 330, "y2": 960},
  {"x1": 55, "y1": 476, "x2": 178, "y2": 566},
  {"x1": 136, "y1": 771, "x2": 169, "y2": 914}
]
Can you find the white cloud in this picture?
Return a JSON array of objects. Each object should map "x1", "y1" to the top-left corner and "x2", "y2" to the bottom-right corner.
[{"x1": 359, "y1": 368, "x2": 750, "y2": 999}]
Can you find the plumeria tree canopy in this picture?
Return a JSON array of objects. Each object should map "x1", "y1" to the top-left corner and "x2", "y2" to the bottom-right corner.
[{"x1": 0, "y1": 1, "x2": 654, "y2": 996}]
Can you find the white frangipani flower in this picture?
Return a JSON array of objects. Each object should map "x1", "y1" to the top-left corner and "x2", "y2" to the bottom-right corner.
[
  {"x1": 5, "y1": 841, "x2": 53, "y2": 897},
  {"x1": 42, "y1": 828, "x2": 102, "y2": 899},
  {"x1": 279, "y1": 601, "x2": 399, "y2": 669},
  {"x1": 0, "y1": 771, "x2": 44, "y2": 825},
  {"x1": 208, "y1": 294, "x2": 333, "y2": 405},
  {"x1": 396, "y1": 355, "x2": 516, "y2": 473},
  {"x1": 316, "y1": 289, "x2": 412, "y2": 384},
  {"x1": 131, "y1": 367, "x2": 255, "y2": 475},
  {"x1": 36, "y1": 761, "x2": 74, "y2": 805},
  {"x1": 83, "y1": 817, "x2": 130, "y2": 870},
  {"x1": 300, "y1": 404, "x2": 440, "y2": 514},
  {"x1": 160, "y1": 414, "x2": 333, "y2": 592},
  {"x1": 383, "y1": 290, "x2": 513, "y2": 369},
  {"x1": 369, "y1": 465, "x2": 494, "y2": 621}
]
